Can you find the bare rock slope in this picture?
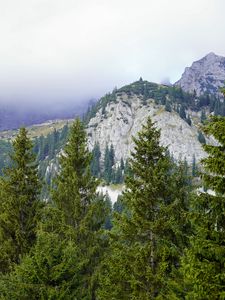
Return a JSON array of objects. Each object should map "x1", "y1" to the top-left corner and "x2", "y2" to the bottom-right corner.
[
  {"x1": 175, "y1": 52, "x2": 225, "y2": 97},
  {"x1": 87, "y1": 92, "x2": 206, "y2": 164}
]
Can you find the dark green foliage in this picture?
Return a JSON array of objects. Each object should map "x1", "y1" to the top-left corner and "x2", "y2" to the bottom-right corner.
[
  {"x1": 83, "y1": 92, "x2": 117, "y2": 124},
  {"x1": 33, "y1": 124, "x2": 69, "y2": 162},
  {"x1": 103, "y1": 144, "x2": 115, "y2": 184},
  {"x1": 114, "y1": 165, "x2": 123, "y2": 184},
  {"x1": 90, "y1": 142, "x2": 101, "y2": 177},
  {"x1": 103, "y1": 192, "x2": 113, "y2": 230},
  {"x1": 0, "y1": 140, "x2": 12, "y2": 176},
  {"x1": 186, "y1": 114, "x2": 192, "y2": 126},
  {"x1": 191, "y1": 154, "x2": 198, "y2": 177},
  {"x1": 198, "y1": 130, "x2": 206, "y2": 144},
  {"x1": 51, "y1": 118, "x2": 110, "y2": 298},
  {"x1": 165, "y1": 100, "x2": 172, "y2": 112},
  {"x1": 200, "y1": 109, "x2": 207, "y2": 123},
  {"x1": 0, "y1": 128, "x2": 42, "y2": 273},
  {"x1": 0, "y1": 230, "x2": 80, "y2": 299},
  {"x1": 113, "y1": 195, "x2": 124, "y2": 214},
  {"x1": 179, "y1": 104, "x2": 186, "y2": 119},
  {"x1": 181, "y1": 116, "x2": 225, "y2": 299},
  {"x1": 97, "y1": 118, "x2": 191, "y2": 299},
  {"x1": 52, "y1": 119, "x2": 98, "y2": 226}
]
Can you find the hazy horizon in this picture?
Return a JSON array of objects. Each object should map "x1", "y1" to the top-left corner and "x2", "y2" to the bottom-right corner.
[{"x1": 0, "y1": 0, "x2": 225, "y2": 106}]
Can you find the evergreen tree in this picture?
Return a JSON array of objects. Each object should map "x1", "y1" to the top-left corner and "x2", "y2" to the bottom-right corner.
[
  {"x1": 120, "y1": 157, "x2": 125, "y2": 170},
  {"x1": 0, "y1": 207, "x2": 80, "y2": 299},
  {"x1": 181, "y1": 116, "x2": 225, "y2": 299},
  {"x1": 103, "y1": 143, "x2": 115, "y2": 184},
  {"x1": 114, "y1": 165, "x2": 123, "y2": 184},
  {"x1": 52, "y1": 118, "x2": 109, "y2": 299},
  {"x1": 200, "y1": 109, "x2": 207, "y2": 123},
  {"x1": 179, "y1": 104, "x2": 186, "y2": 120},
  {"x1": 0, "y1": 128, "x2": 42, "y2": 273},
  {"x1": 165, "y1": 100, "x2": 172, "y2": 112},
  {"x1": 186, "y1": 114, "x2": 192, "y2": 126},
  {"x1": 103, "y1": 144, "x2": 110, "y2": 183},
  {"x1": 198, "y1": 130, "x2": 206, "y2": 144},
  {"x1": 191, "y1": 154, "x2": 197, "y2": 177},
  {"x1": 91, "y1": 142, "x2": 101, "y2": 177},
  {"x1": 97, "y1": 118, "x2": 191, "y2": 299}
]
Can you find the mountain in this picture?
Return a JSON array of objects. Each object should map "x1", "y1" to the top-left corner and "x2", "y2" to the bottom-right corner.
[
  {"x1": 86, "y1": 81, "x2": 208, "y2": 165},
  {"x1": 0, "y1": 53, "x2": 224, "y2": 189},
  {"x1": 0, "y1": 101, "x2": 90, "y2": 131},
  {"x1": 175, "y1": 52, "x2": 225, "y2": 97},
  {"x1": 86, "y1": 53, "x2": 225, "y2": 166}
]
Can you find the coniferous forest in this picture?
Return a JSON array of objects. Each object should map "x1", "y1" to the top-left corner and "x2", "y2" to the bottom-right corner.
[{"x1": 0, "y1": 111, "x2": 225, "y2": 299}]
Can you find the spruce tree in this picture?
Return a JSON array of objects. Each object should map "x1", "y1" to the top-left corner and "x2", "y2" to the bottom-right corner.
[
  {"x1": 91, "y1": 142, "x2": 101, "y2": 177},
  {"x1": 0, "y1": 128, "x2": 42, "y2": 273},
  {"x1": 97, "y1": 118, "x2": 191, "y2": 299},
  {"x1": 52, "y1": 118, "x2": 109, "y2": 299},
  {"x1": 0, "y1": 207, "x2": 80, "y2": 299},
  {"x1": 181, "y1": 115, "x2": 225, "y2": 299}
]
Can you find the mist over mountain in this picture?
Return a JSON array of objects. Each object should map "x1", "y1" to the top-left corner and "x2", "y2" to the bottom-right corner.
[{"x1": 0, "y1": 99, "x2": 93, "y2": 131}]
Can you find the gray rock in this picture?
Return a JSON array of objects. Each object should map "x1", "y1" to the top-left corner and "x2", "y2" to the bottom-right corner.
[
  {"x1": 87, "y1": 93, "x2": 207, "y2": 164},
  {"x1": 175, "y1": 52, "x2": 225, "y2": 97}
]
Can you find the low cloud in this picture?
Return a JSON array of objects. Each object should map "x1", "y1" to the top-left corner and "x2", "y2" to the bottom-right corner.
[{"x1": 0, "y1": 0, "x2": 224, "y2": 106}]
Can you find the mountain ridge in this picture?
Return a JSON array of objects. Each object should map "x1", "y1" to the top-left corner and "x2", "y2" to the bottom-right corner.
[{"x1": 175, "y1": 52, "x2": 225, "y2": 97}]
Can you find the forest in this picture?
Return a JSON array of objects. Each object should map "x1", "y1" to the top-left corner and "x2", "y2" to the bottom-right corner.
[{"x1": 0, "y1": 111, "x2": 225, "y2": 299}]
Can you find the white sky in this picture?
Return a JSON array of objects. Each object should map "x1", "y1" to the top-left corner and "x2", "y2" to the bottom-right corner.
[{"x1": 0, "y1": 0, "x2": 224, "y2": 104}]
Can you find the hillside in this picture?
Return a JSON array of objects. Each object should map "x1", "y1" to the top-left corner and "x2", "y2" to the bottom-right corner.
[
  {"x1": 86, "y1": 79, "x2": 215, "y2": 165},
  {"x1": 0, "y1": 53, "x2": 224, "y2": 189}
]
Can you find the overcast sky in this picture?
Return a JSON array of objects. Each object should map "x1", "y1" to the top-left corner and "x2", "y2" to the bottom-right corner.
[{"x1": 0, "y1": 0, "x2": 225, "y2": 105}]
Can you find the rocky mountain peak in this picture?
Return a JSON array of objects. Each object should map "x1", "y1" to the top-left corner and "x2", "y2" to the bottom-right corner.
[{"x1": 175, "y1": 52, "x2": 225, "y2": 96}]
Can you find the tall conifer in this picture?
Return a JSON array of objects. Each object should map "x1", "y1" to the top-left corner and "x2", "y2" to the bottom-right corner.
[
  {"x1": 98, "y1": 118, "x2": 191, "y2": 299},
  {"x1": 0, "y1": 128, "x2": 41, "y2": 272},
  {"x1": 52, "y1": 118, "x2": 109, "y2": 299},
  {"x1": 181, "y1": 115, "x2": 225, "y2": 299}
]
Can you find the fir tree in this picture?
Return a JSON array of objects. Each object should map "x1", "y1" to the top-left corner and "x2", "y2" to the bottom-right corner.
[
  {"x1": 52, "y1": 118, "x2": 109, "y2": 299},
  {"x1": 91, "y1": 142, "x2": 101, "y2": 177},
  {"x1": 0, "y1": 208, "x2": 80, "y2": 299},
  {"x1": 198, "y1": 130, "x2": 206, "y2": 144},
  {"x1": 97, "y1": 118, "x2": 191, "y2": 299},
  {"x1": 200, "y1": 109, "x2": 207, "y2": 123},
  {"x1": 103, "y1": 143, "x2": 115, "y2": 184},
  {"x1": 0, "y1": 128, "x2": 42, "y2": 273},
  {"x1": 181, "y1": 116, "x2": 225, "y2": 299}
]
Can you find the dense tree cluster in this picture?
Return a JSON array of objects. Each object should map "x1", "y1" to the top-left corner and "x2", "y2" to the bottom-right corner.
[{"x1": 0, "y1": 112, "x2": 225, "y2": 299}]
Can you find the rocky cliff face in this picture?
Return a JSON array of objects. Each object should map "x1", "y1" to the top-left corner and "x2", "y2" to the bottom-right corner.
[
  {"x1": 175, "y1": 52, "x2": 225, "y2": 97},
  {"x1": 87, "y1": 92, "x2": 207, "y2": 164}
]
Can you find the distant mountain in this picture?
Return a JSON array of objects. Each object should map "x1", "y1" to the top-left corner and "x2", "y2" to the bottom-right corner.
[
  {"x1": 86, "y1": 79, "x2": 214, "y2": 165},
  {"x1": 0, "y1": 101, "x2": 90, "y2": 131},
  {"x1": 175, "y1": 52, "x2": 225, "y2": 97}
]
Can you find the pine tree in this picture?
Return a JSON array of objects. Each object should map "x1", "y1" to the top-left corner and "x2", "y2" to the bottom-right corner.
[
  {"x1": 0, "y1": 128, "x2": 42, "y2": 273},
  {"x1": 97, "y1": 118, "x2": 191, "y2": 299},
  {"x1": 181, "y1": 116, "x2": 225, "y2": 299}
]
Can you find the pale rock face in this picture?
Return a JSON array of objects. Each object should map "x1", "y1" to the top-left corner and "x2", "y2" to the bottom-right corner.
[
  {"x1": 175, "y1": 52, "x2": 225, "y2": 96},
  {"x1": 87, "y1": 93, "x2": 206, "y2": 164}
]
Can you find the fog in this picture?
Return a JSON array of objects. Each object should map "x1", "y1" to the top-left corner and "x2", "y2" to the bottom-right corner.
[{"x1": 0, "y1": 0, "x2": 225, "y2": 107}]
